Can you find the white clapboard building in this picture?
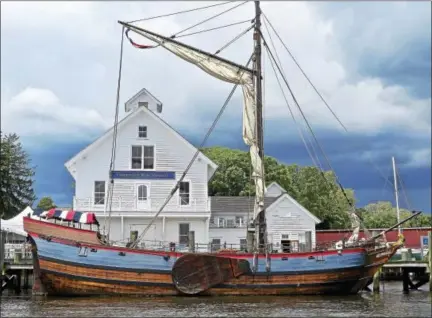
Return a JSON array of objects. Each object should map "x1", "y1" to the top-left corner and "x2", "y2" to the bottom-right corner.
[
  {"x1": 65, "y1": 88, "x2": 321, "y2": 251},
  {"x1": 209, "y1": 182, "x2": 321, "y2": 253},
  {"x1": 65, "y1": 88, "x2": 218, "y2": 250}
]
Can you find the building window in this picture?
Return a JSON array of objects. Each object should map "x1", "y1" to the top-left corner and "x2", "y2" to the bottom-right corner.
[
  {"x1": 235, "y1": 216, "x2": 244, "y2": 227},
  {"x1": 138, "y1": 101, "x2": 149, "y2": 108},
  {"x1": 179, "y1": 181, "x2": 190, "y2": 205},
  {"x1": 179, "y1": 223, "x2": 189, "y2": 245},
  {"x1": 240, "y1": 239, "x2": 247, "y2": 251},
  {"x1": 209, "y1": 217, "x2": 216, "y2": 226},
  {"x1": 138, "y1": 126, "x2": 147, "y2": 138},
  {"x1": 143, "y1": 146, "x2": 154, "y2": 169},
  {"x1": 94, "y1": 181, "x2": 105, "y2": 205},
  {"x1": 211, "y1": 239, "x2": 221, "y2": 252},
  {"x1": 137, "y1": 185, "x2": 148, "y2": 201},
  {"x1": 131, "y1": 145, "x2": 142, "y2": 169},
  {"x1": 131, "y1": 145, "x2": 154, "y2": 170},
  {"x1": 226, "y1": 219, "x2": 235, "y2": 228},
  {"x1": 218, "y1": 218, "x2": 225, "y2": 228}
]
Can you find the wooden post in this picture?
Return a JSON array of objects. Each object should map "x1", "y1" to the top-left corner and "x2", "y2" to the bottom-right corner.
[
  {"x1": 373, "y1": 267, "x2": 381, "y2": 292},
  {"x1": 15, "y1": 271, "x2": 22, "y2": 294},
  {"x1": 0, "y1": 231, "x2": 5, "y2": 275},
  {"x1": 247, "y1": 231, "x2": 255, "y2": 253},
  {"x1": 402, "y1": 268, "x2": 409, "y2": 293},
  {"x1": 305, "y1": 231, "x2": 312, "y2": 252},
  {"x1": 428, "y1": 231, "x2": 432, "y2": 292},
  {"x1": 188, "y1": 231, "x2": 195, "y2": 253},
  {"x1": 23, "y1": 269, "x2": 29, "y2": 290}
]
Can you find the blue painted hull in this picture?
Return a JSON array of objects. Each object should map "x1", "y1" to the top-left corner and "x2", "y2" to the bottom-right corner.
[
  {"x1": 28, "y1": 233, "x2": 399, "y2": 296},
  {"x1": 23, "y1": 218, "x2": 401, "y2": 296}
]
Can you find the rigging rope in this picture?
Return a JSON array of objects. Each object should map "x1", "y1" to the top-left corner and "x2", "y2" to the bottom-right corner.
[
  {"x1": 396, "y1": 168, "x2": 412, "y2": 211},
  {"x1": 214, "y1": 23, "x2": 254, "y2": 55},
  {"x1": 263, "y1": 36, "x2": 372, "y2": 240},
  {"x1": 176, "y1": 19, "x2": 253, "y2": 38},
  {"x1": 127, "y1": 1, "x2": 235, "y2": 24},
  {"x1": 171, "y1": 1, "x2": 248, "y2": 39},
  {"x1": 125, "y1": 2, "x2": 252, "y2": 52},
  {"x1": 262, "y1": 34, "x2": 353, "y2": 205},
  {"x1": 262, "y1": 12, "x2": 347, "y2": 132},
  {"x1": 130, "y1": 54, "x2": 254, "y2": 249},
  {"x1": 105, "y1": 26, "x2": 126, "y2": 241},
  {"x1": 262, "y1": 19, "x2": 322, "y2": 171},
  {"x1": 261, "y1": 11, "x2": 396, "y2": 196}
]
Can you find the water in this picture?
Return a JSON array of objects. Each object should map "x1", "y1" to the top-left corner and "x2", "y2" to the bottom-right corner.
[{"x1": 1, "y1": 283, "x2": 431, "y2": 317}]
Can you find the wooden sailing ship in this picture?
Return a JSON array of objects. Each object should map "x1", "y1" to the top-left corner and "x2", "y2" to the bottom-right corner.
[{"x1": 23, "y1": 1, "x2": 416, "y2": 296}]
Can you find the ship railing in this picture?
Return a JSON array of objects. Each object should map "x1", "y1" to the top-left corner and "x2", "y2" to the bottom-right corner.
[{"x1": 118, "y1": 239, "x2": 338, "y2": 254}]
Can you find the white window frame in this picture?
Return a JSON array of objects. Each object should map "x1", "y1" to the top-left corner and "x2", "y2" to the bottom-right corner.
[
  {"x1": 218, "y1": 217, "x2": 225, "y2": 228},
  {"x1": 143, "y1": 145, "x2": 155, "y2": 170},
  {"x1": 130, "y1": 145, "x2": 156, "y2": 170},
  {"x1": 235, "y1": 216, "x2": 244, "y2": 227},
  {"x1": 93, "y1": 181, "x2": 106, "y2": 206},
  {"x1": 131, "y1": 145, "x2": 143, "y2": 170},
  {"x1": 178, "y1": 180, "x2": 191, "y2": 206},
  {"x1": 178, "y1": 223, "x2": 190, "y2": 245},
  {"x1": 211, "y1": 238, "x2": 221, "y2": 251},
  {"x1": 226, "y1": 218, "x2": 235, "y2": 228},
  {"x1": 138, "y1": 125, "x2": 147, "y2": 138},
  {"x1": 137, "y1": 184, "x2": 150, "y2": 201}
]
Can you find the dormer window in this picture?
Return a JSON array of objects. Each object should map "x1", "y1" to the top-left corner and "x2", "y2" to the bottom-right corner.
[
  {"x1": 138, "y1": 101, "x2": 149, "y2": 108},
  {"x1": 138, "y1": 126, "x2": 147, "y2": 138}
]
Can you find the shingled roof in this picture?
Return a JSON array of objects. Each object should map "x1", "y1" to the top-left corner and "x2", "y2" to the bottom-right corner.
[{"x1": 210, "y1": 196, "x2": 281, "y2": 214}]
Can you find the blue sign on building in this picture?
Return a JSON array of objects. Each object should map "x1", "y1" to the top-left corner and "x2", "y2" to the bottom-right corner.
[
  {"x1": 421, "y1": 236, "x2": 429, "y2": 247},
  {"x1": 110, "y1": 170, "x2": 176, "y2": 180}
]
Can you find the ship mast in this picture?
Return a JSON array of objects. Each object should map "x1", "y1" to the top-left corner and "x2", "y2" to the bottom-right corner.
[{"x1": 253, "y1": 1, "x2": 267, "y2": 253}]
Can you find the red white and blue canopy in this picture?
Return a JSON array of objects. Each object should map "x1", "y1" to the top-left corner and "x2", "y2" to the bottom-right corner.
[{"x1": 33, "y1": 208, "x2": 99, "y2": 225}]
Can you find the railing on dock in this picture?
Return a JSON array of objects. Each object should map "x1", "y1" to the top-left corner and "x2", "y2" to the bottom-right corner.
[{"x1": 3, "y1": 243, "x2": 33, "y2": 268}]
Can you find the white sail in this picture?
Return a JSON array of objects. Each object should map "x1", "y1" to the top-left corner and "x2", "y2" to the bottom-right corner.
[{"x1": 124, "y1": 24, "x2": 265, "y2": 220}]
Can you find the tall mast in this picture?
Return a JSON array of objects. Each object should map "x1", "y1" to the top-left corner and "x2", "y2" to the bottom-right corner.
[
  {"x1": 392, "y1": 156, "x2": 401, "y2": 235},
  {"x1": 254, "y1": 1, "x2": 267, "y2": 252}
]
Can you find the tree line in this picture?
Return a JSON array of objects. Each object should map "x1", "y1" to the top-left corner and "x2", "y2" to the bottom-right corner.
[
  {"x1": 201, "y1": 147, "x2": 432, "y2": 229},
  {"x1": 1, "y1": 133, "x2": 430, "y2": 229}
]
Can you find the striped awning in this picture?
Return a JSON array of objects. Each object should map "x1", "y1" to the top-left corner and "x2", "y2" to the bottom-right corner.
[{"x1": 33, "y1": 208, "x2": 99, "y2": 225}]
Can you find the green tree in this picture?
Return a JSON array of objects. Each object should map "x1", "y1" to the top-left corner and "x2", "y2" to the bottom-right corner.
[
  {"x1": 201, "y1": 146, "x2": 354, "y2": 229},
  {"x1": 0, "y1": 132, "x2": 36, "y2": 219},
  {"x1": 361, "y1": 201, "x2": 432, "y2": 228},
  {"x1": 36, "y1": 196, "x2": 56, "y2": 210}
]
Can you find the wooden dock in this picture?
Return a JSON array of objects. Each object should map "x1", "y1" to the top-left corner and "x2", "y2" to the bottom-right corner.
[
  {"x1": 370, "y1": 231, "x2": 432, "y2": 293},
  {"x1": 1, "y1": 237, "x2": 34, "y2": 294}
]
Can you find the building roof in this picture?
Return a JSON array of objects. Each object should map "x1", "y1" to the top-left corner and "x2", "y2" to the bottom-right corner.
[
  {"x1": 64, "y1": 92, "x2": 218, "y2": 178},
  {"x1": 124, "y1": 88, "x2": 163, "y2": 112},
  {"x1": 210, "y1": 196, "x2": 280, "y2": 214}
]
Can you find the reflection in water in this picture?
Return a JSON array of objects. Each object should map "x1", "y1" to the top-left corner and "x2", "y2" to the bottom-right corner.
[{"x1": 1, "y1": 283, "x2": 431, "y2": 317}]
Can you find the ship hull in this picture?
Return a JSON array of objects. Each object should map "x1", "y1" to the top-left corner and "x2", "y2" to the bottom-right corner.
[{"x1": 25, "y1": 218, "x2": 400, "y2": 297}]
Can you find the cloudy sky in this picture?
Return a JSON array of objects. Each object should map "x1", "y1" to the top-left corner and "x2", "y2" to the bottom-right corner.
[{"x1": 1, "y1": 1, "x2": 431, "y2": 212}]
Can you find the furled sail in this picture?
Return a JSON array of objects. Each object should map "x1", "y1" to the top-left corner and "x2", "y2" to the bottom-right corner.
[
  {"x1": 346, "y1": 210, "x2": 361, "y2": 244},
  {"x1": 120, "y1": 22, "x2": 265, "y2": 220}
]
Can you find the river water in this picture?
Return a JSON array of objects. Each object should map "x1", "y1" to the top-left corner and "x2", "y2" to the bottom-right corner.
[{"x1": 1, "y1": 283, "x2": 431, "y2": 317}]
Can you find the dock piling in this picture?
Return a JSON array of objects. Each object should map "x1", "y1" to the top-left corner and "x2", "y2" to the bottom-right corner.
[
  {"x1": 402, "y1": 268, "x2": 410, "y2": 293},
  {"x1": 429, "y1": 231, "x2": 432, "y2": 292},
  {"x1": 373, "y1": 267, "x2": 381, "y2": 292}
]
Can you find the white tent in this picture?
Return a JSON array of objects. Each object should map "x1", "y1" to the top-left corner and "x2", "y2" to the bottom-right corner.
[{"x1": 0, "y1": 206, "x2": 33, "y2": 236}]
